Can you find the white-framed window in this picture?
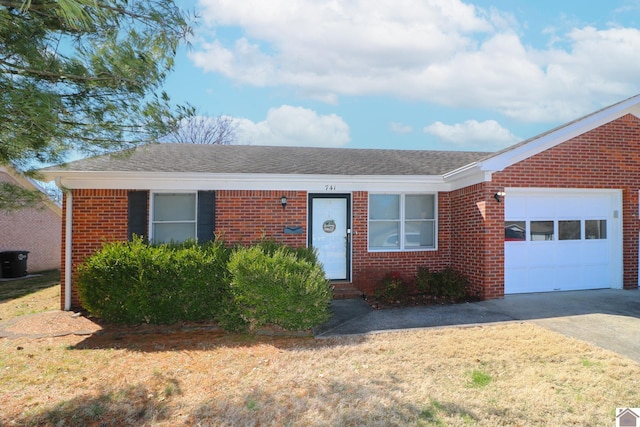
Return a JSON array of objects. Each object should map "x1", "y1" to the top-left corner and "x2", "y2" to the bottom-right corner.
[
  {"x1": 151, "y1": 192, "x2": 197, "y2": 243},
  {"x1": 368, "y1": 193, "x2": 437, "y2": 251}
]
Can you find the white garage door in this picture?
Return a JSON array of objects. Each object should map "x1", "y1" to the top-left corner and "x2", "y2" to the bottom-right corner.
[{"x1": 504, "y1": 188, "x2": 622, "y2": 294}]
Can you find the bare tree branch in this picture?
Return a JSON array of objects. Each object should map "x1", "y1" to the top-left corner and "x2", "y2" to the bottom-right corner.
[{"x1": 162, "y1": 115, "x2": 238, "y2": 145}]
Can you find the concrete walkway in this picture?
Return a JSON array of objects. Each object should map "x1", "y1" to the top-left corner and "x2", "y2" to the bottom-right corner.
[{"x1": 314, "y1": 289, "x2": 640, "y2": 363}]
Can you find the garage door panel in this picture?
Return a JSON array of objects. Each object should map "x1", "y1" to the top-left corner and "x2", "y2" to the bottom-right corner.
[
  {"x1": 505, "y1": 268, "x2": 529, "y2": 294},
  {"x1": 555, "y1": 266, "x2": 585, "y2": 289},
  {"x1": 527, "y1": 200, "x2": 555, "y2": 218},
  {"x1": 526, "y1": 244, "x2": 556, "y2": 267},
  {"x1": 582, "y1": 265, "x2": 610, "y2": 288},
  {"x1": 504, "y1": 189, "x2": 621, "y2": 294},
  {"x1": 504, "y1": 244, "x2": 528, "y2": 268},
  {"x1": 582, "y1": 242, "x2": 609, "y2": 263},
  {"x1": 505, "y1": 196, "x2": 528, "y2": 218}
]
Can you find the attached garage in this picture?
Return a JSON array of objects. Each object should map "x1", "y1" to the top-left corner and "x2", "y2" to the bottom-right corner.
[{"x1": 504, "y1": 188, "x2": 623, "y2": 294}]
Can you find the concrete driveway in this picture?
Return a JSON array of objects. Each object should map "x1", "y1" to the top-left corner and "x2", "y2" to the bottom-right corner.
[{"x1": 314, "y1": 289, "x2": 640, "y2": 364}]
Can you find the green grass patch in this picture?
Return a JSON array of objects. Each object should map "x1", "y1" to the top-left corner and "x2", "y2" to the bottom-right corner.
[{"x1": 467, "y1": 369, "x2": 492, "y2": 388}]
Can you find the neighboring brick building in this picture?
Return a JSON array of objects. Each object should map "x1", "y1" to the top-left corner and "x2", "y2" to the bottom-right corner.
[
  {"x1": 42, "y1": 95, "x2": 640, "y2": 310},
  {"x1": 0, "y1": 166, "x2": 61, "y2": 274}
]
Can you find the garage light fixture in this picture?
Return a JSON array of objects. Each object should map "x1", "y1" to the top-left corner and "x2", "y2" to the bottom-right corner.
[
  {"x1": 494, "y1": 192, "x2": 505, "y2": 203},
  {"x1": 281, "y1": 195, "x2": 288, "y2": 209}
]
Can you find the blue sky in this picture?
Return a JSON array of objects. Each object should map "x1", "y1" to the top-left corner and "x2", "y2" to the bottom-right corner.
[{"x1": 162, "y1": 0, "x2": 640, "y2": 152}]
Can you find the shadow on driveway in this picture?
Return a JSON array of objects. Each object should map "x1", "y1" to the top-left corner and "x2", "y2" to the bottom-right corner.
[{"x1": 315, "y1": 289, "x2": 640, "y2": 363}]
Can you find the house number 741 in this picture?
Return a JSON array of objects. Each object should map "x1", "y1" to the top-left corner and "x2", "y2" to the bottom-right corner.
[{"x1": 325, "y1": 185, "x2": 336, "y2": 191}]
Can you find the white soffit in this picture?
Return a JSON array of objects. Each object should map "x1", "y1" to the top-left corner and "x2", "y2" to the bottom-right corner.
[{"x1": 47, "y1": 171, "x2": 450, "y2": 192}]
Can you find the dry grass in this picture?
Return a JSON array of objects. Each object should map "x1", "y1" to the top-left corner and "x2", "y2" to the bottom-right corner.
[
  {"x1": 1, "y1": 283, "x2": 640, "y2": 426},
  {"x1": 0, "y1": 270, "x2": 60, "y2": 321}
]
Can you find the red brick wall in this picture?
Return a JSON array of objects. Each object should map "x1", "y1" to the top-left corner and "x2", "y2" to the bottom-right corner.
[
  {"x1": 0, "y1": 172, "x2": 61, "y2": 273},
  {"x1": 62, "y1": 189, "x2": 306, "y2": 309},
  {"x1": 351, "y1": 191, "x2": 451, "y2": 296},
  {"x1": 63, "y1": 115, "x2": 640, "y2": 309},
  {"x1": 61, "y1": 189, "x2": 130, "y2": 309},
  {"x1": 492, "y1": 114, "x2": 640, "y2": 290},
  {"x1": 216, "y1": 190, "x2": 307, "y2": 247},
  {"x1": 449, "y1": 183, "x2": 504, "y2": 299}
]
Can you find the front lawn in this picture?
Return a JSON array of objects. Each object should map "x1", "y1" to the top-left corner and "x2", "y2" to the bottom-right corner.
[
  {"x1": 0, "y1": 270, "x2": 60, "y2": 321},
  {"x1": 1, "y1": 285, "x2": 639, "y2": 426}
]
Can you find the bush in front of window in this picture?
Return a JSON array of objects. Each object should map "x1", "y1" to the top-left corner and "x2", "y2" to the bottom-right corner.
[
  {"x1": 77, "y1": 236, "x2": 231, "y2": 324},
  {"x1": 77, "y1": 237, "x2": 331, "y2": 331},
  {"x1": 219, "y1": 244, "x2": 332, "y2": 332},
  {"x1": 374, "y1": 271, "x2": 409, "y2": 303},
  {"x1": 415, "y1": 266, "x2": 469, "y2": 300}
]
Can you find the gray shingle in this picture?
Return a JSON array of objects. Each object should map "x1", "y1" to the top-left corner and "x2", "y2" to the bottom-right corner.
[{"x1": 44, "y1": 144, "x2": 490, "y2": 176}]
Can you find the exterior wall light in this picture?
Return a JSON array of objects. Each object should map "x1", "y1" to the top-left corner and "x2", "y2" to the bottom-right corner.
[
  {"x1": 494, "y1": 191, "x2": 506, "y2": 203},
  {"x1": 281, "y1": 195, "x2": 288, "y2": 208}
]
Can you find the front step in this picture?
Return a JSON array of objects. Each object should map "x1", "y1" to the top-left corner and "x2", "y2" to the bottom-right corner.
[{"x1": 332, "y1": 282, "x2": 363, "y2": 299}]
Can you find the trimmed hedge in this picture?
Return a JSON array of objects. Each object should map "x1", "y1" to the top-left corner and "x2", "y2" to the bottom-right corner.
[
  {"x1": 221, "y1": 245, "x2": 332, "y2": 332},
  {"x1": 76, "y1": 238, "x2": 332, "y2": 331},
  {"x1": 77, "y1": 237, "x2": 230, "y2": 324}
]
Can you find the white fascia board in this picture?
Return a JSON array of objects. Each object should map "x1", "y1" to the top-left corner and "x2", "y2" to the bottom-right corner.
[
  {"x1": 480, "y1": 95, "x2": 640, "y2": 172},
  {"x1": 442, "y1": 162, "x2": 492, "y2": 191},
  {"x1": 47, "y1": 171, "x2": 452, "y2": 192}
]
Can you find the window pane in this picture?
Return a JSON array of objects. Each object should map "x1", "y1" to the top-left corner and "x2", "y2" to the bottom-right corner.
[
  {"x1": 559, "y1": 220, "x2": 581, "y2": 240},
  {"x1": 405, "y1": 220, "x2": 435, "y2": 248},
  {"x1": 369, "y1": 195, "x2": 399, "y2": 220},
  {"x1": 530, "y1": 221, "x2": 554, "y2": 241},
  {"x1": 369, "y1": 221, "x2": 400, "y2": 249},
  {"x1": 505, "y1": 221, "x2": 526, "y2": 241},
  {"x1": 153, "y1": 223, "x2": 196, "y2": 243},
  {"x1": 585, "y1": 220, "x2": 607, "y2": 239},
  {"x1": 154, "y1": 193, "x2": 196, "y2": 221},
  {"x1": 405, "y1": 194, "x2": 435, "y2": 220}
]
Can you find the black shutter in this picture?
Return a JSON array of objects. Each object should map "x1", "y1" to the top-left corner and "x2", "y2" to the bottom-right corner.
[
  {"x1": 128, "y1": 191, "x2": 148, "y2": 240},
  {"x1": 197, "y1": 191, "x2": 216, "y2": 242}
]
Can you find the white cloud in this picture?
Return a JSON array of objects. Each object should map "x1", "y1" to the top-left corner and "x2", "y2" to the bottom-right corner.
[
  {"x1": 192, "y1": 0, "x2": 640, "y2": 123},
  {"x1": 390, "y1": 122, "x2": 413, "y2": 134},
  {"x1": 234, "y1": 105, "x2": 350, "y2": 147},
  {"x1": 424, "y1": 119, "x2": 520, "y2": 150}
]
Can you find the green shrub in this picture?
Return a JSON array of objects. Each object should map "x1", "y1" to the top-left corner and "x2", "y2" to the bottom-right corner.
[
  {"x1": 77, "y1": 237, "x2": 231, "y2": 324},
  {"x1": 255, "y1": 239, "x2": 320, "y2": 265},
  {"x1": 415, "y1": 266, "x2": 469, "y2": 300},
  {"x1": 374, "y1": 271, "x2": 408, "y2": 302},
  {"x1": 221, "y1": 245, "x2": 332, "y2": 332},
  {"x1": 415, "y1": 266, "x2": 432, "y2": 294}
]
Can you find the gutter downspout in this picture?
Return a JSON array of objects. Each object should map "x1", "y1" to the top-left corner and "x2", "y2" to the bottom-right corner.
[{"x1": 64, "y1": 190, "x2": 72, "y2": 311}]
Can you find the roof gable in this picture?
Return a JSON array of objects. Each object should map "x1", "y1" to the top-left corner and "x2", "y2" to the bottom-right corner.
[
  {"x1": 0, "y1": 165, "x2": 62, "y2": 216},
  {"x1": 478, "y1": 94, "x2": 640, "y2": 172}
]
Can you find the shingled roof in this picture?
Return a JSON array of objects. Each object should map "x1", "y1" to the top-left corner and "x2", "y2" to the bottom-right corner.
[{"x1": 44, "y1": 144, "x2": 491, "y2": 176}]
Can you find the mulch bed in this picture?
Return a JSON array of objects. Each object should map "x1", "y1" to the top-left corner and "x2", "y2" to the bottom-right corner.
[{"x1": 364, "y1": 293, "x2": 481, "y2": 310}]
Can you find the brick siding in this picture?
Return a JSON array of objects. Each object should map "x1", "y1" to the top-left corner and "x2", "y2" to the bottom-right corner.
[
  {"x1": 351, "y1": 191, "x2": 450, "y2": 296},
  {"x1": 61, "y1": 189, "x2": 129, "y2": 308},
  {"x1": 60, "y1": 115, "x2": 640, "y2": 309},
  {"x1": 449, "y1": 183, "x2": 505, "y2": 299},
  {"x1": 216, "y1": 190, "x2": 307, "y2": 247},
  {"x1": 0, "y1": 172, "x2": 61, "y2": 274},
  {"x1": 492, "y1": 113, "x2": 640, "y2": 290}
]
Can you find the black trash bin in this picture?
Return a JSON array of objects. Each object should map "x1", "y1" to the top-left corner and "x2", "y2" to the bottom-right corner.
[{"x1": 0, "y1": 251, "x2": 29, "y2": 278}]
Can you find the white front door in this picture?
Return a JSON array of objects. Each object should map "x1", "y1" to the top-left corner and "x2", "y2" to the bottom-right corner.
[
  {"x1": 309, "y1": 195, "x2": 350, "y2": 280},
  {"x1": 504, "y1": 188, "x2": 622, "y2": 294}
]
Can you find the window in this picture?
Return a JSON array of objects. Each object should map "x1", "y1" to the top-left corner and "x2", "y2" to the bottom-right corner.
[
  {"x1": 505, "y1": 221, "x2": 526, "y2": 241},
  {"x1": 152, "y1": 193, "x2": 197, "y2": 243},
  {"x1": 504, "y1": 218, "x2": 608, "y2": 242},
  {"x1": 530, "y1": 220, "x2": 554, "y2": 241},
  {"x1": 368, "y1": 194, "x2": 436, "y2": 251},
  {"x1": 585, "y1": 220, "x2": 607, "y2": 239},
  {"x1": 559, "y1": 220, "x2": 581, "y2": 240}
]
